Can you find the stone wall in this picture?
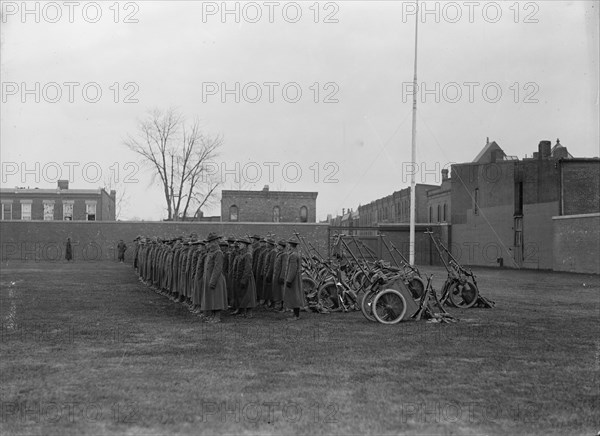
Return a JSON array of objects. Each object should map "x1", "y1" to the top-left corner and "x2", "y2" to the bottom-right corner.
[{"x1": 0, "y1": 221, "x2": 329, "y2": 262}]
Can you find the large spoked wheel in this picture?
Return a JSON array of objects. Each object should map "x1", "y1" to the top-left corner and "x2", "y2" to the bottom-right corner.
[
  {"x1": 407, "y1": 277, "x2": 426, "y2": 300},
  {"x1": 352, "y1": 270, "x2": 367, "y2": 292},
  {"x1": 447, "y1": 280, "x2": 479, "y2": 308},
  {"x1": 372, "y1": 289, "x2": 407, "y2": 325},
  {"x1": 360, "y1": 290, "x2": 378, "y2": 322},
  {"x1": 318, "y1": 282, "x2": 340, "y2": 311}
]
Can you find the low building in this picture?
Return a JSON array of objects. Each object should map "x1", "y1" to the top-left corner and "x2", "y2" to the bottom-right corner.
[
  {"x1": 426, "y1": 169, "x2": 451, "y2": 224},
  {"x1": 0, "y1": 180, "x2": 116, "y2": 221},
  {"x1": 221, "y1": 185, "x2": 318, "y2": 223},
  {"x1": 450, "y1": 138, "x2": 599, "y2": 270},
  {"x1": 357, "y1": 184, "x2": 436, "y2": 229}
]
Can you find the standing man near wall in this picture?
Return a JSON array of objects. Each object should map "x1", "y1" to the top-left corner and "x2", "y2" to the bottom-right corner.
[
  {"x1": 133, "y1": 236, "x2": 142, "y2": 269},
  {"x1": 255, "y1": 238, "x2": 269, "y2": 307},
  {"x1": 284, "y1": 239, "x2": 304, "y2": 321},
  {"x1": 236, "y1": 238, "x2": 257, "y2": 318},
  {"x1": 117, "y1": 239, "x2": 127, "y2": 263},
  {"x1": 201, "y1": 233, "x2": 228, "y2": 323},
  {"x1": 191, "y1": 241, "x2": 207, "y2": 314},
  {"x1": 272, "y1": 240, "x2": 287, "y2": 312},
  {"x1": 65, "y1": 237, "x2": 73, "y2": 262},
  {"x1": 262, "y1": 239, "x2": 277, "y2": 309}
]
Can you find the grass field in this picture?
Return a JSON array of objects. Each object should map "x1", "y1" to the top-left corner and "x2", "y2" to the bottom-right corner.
[{"x1": 0, "y1": 261, "x2": 598, "y2": 435}]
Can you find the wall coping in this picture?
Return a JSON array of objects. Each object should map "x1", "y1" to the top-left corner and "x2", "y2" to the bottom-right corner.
[
  {"x1": 0, "y1": 220, "x2": 330, "y2": 226},
  {"x1": 552, "y1": 213, "x2": 600, "y2": 220}
]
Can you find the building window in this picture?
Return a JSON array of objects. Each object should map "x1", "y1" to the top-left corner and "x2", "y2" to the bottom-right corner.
[
  {"x1": 514, "y1": 216, "x2": 523, "y2": 247},
  {"x1": 273, "y1": 206, "x2": 280, "y2": 223},
  {"x1": 21, "y1": 203, "x2": 32, "y2": 220},
  {"x1": 2, "y1": 203, "x2": 12, "y2": 220},
  {"x1": 429, "y1": 206, "x2": 432, "y2": 223},
  {"x1": 86, "y1": 203, "x2": 96, "y2": 221},
  {"x1": 443, "y1": 203, "x2": 447, "y2": 222},
  {"x1": 63, "y1": 202, "x2": 73, "y2": 221},
  {"x1": 229, "y1": 205, "x2": 238, "y2": 221},
  {"x1": 474, "y1": 188, "x2": 479, "y2": 215},
  {"x1": 300, "y1": 206, "x2": 308, "y2": 223},
  {"x1": 43, "y1": 202, "x2": 54, "y2": 220}
]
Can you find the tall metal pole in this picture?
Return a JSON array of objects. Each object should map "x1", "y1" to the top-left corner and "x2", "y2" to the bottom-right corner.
[{"x1": 409, "y1": 2, "x2": 419, "y2": 266}]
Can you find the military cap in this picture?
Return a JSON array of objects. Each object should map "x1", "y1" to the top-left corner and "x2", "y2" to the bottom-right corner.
[
  {"x1": 205, "y1": 232, "x2": 221, "y2": 243},
  {"x1": 277, "y1": 240, "x2": 287, "y2": 247},
  {"x1": 219, "y1": 241, "x2": 229, "y2": 248},
  {"x1": 237, "y1": 238, "x2": 252, "y2": 245},
  {"x1": 287, "y1": 238, "x2": 300, "y2": 246},
  {"x1": 266, "y1": 238, "x2": 276, "y2": 245},
  {"x1": 251, "y1": 234, "x2": 261, "y2": 240},
  {"x1": 226, "y1": 235, "x2": 236, "y2": 243}
]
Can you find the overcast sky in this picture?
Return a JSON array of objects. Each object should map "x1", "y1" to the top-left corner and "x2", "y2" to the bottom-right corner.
[{"x1": 1, "y1": 0, "x2": 598, "y2": 221}]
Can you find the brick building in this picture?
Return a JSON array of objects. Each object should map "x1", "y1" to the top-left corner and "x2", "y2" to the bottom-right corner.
[
  {"x1": 0, "y1": 180, "x2": 116, "y2": 221},
  {"x1": 221, "y1": 186, "x2": 318, "y2": 223},
  {"x1": 426, "y1": 169, "x2": 451, "y2": 224},
  {"x1": 450, "y1": 139, "x2": 599, "y2": 270},
  {"x1": 357, "y1": 184, "x2": 437, "y2": 229},
  {"x1": 327, "y1": 208, "x2": 360, "y2": 235}
]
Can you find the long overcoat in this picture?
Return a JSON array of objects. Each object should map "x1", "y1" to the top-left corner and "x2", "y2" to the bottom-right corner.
[
  {"x1": 236, "y1": 249, "x2": 257, "y2": 309},
  {"x1": 193, "y1": 249, "x2": 207, "y2": 306},
  {"x1": 262, "y1": 248, "x2": 277, "y2": 301},
  {"x1": 272, "y1": 250, "x2": 285, "y2": 302},
  {"x1": 201, "y1": 245, "x2": 228, "y2": 311},
  {"x1": 284, "y1": 250, "x2": 305, "y2": 308}
]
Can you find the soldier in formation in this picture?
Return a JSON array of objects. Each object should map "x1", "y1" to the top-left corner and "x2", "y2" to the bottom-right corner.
[{"x1": 131, "y1": 232, "x2": 306, "y2": 322}]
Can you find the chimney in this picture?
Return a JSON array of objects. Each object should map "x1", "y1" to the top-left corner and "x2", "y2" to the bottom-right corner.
[
  {"x1": 538, "y1": 140, "x2": 552, "y2": 159},
  {"x1": 441, "y1": 169, "x2": 449, "y2": 181},
  {"x1": 342, "y1": 208, "x2": 346, "y2": 215},
  {"x1": 262, "y1": 185, "x2": 269, "y2": 191},
  {"x1": 57, "y1": 180, "x2": 69, "y2": 190}
]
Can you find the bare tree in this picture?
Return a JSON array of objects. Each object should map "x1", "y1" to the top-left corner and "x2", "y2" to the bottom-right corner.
[{"x1": 124, "y1": 108, "x2": 223, "y2": 221}]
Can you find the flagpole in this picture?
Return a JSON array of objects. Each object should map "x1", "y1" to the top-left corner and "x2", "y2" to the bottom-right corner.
[{"x1": 409, "y1": 2, "x2": 419, "y2": 266}]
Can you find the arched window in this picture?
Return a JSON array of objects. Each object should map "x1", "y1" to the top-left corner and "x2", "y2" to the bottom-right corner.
[
  {"x1": 300, "y1": 206, "x2": 308, "y2": 223},
  {"x1": 229, "y1": 205, "x2": 238, "y2": 222},
  {"x1": 443, "y1": 203, "x2": 447, "y2": 222},
  {"x1": 273, "y1": 206, "x2": 280, "y2": 223},
  {"x1": 428, "y1": 206, "x2": 432, "y2": 223},
  {"x1": 437, "y1": 205, "x2": 441, "y2": 223}
]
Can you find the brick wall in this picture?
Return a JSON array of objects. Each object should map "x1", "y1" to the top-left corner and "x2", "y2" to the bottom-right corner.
[
  {"x1": 0, "y1": 221, "x2": 329, "y2": 262},
  {"x1": 552, "y1": 213, "x2": 600, "y2": 274},
  {"x1": 561, "y1": 161, "x2": 600, "y2": 215},
  {"x1": 451, "y1": 203, "x2": 515, "y2": 267}
]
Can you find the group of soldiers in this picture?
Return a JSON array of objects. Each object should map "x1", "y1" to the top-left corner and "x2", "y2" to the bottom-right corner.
[{"x1": 132, "y1": 232, "x2": 306, "y2": 323}]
